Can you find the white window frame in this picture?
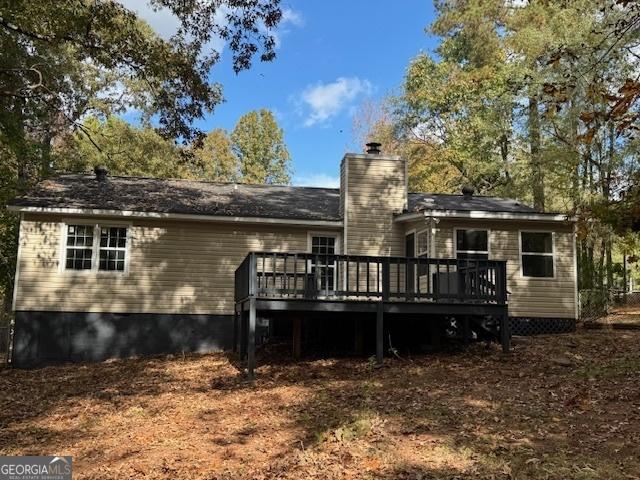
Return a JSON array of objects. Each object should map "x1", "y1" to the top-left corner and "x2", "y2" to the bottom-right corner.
[
  {"x1": 307, "y1": 231, "x2": 341, "y2": 254},
  {"x1": 59, "y1": 220, "x2": 131, "y2": 276},
  {"x1": 416, "y1": 228, "x2": 430, "y2": 257},
  {"x1": 405, "y1": 228, "x2": 417, "y2": 257},
  {"x1": 453, "y1": 228, "x2": 491, "y2": 259},
  {"x1": 519, "y1": 230, "x2": 555, "y2": 279},
  {"x1": 307, "y1": 231, "x2": 340, "y2": 292}
]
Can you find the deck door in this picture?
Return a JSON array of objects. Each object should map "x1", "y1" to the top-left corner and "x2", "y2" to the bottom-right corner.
[{"x1": 310, "y1": 235, "x2": 337, "y2": 295}]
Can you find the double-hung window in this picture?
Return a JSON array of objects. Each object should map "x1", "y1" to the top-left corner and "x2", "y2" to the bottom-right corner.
[
  {"x1": 63, "y1": 223, "x2": 129, "y2": 273},
  {"x1": 98, "y1": 227, "x2": 128, "y2": 271},
  {"x1": 455, "y1": 229, "x2": 489, "y2": 260},
  {"x1": 65, "y1": 225, "x2": 95, "y2": 270},
  {"x1": 310, "y1": 235, "x2": 337, "y2": 291},
  {"x1": 521, "y1": 231, "x2": 554, "y2": 278},
  {"x1": 416, "y1": 230, "x2": 429, "y2": 258}
]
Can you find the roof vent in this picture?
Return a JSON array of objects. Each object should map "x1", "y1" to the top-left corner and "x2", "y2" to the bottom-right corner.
[
  {"x1": 365, "y1": 142, "x2": 381, "y2": 154},
  {"x1": 94, "y1": 165, "x2": 108, "y2": 182},
  {"x1": 461, "y1": 185, "x2": 474, "y2": 199}
]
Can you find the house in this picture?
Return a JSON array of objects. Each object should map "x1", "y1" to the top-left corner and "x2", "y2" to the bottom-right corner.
[{"x1": 7, "y1": 144, "x2": 577, "y2": 375}]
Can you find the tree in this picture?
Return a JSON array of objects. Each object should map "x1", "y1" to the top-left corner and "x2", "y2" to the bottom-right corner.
[
  {"x1": 0, "y1": 0, "x2": 283, "y2": 315},
  {"x1": 55, "y1": 116, "x2": 187, "y2": 178},
  {"x1": 0, "y1": 0, "x2": 282, "y2": 142},
  {"x1": 231, "y1": 109, "x2": 292, "y2": 184},
  {"x1": 357, "y1": 0, "x2": 640, "y2": 304},
  {"x1": 352, "y1": 98, "x2": 461, "y2": 193},
  {"x1": 190, "y1": 128, "x2": 239, "y2": 182}
]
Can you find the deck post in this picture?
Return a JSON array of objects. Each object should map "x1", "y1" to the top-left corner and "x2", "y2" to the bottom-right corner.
[
  {"x1": 462, "y1": 315, "x2": 470, "y2": 346},
  {"x1": 239, "y1": 305, "x2": 247, "y2": 360},
  {"x1": 429, "y1": 318, "x2": 442, "y2": 348},
  {"x1": 500, "y1": 313, "x2": 511, "y2": 353},
  {"x1": 292, "y1": 316, "x2": 302, "y2": 359},
  {"x1": 247, "y1": 297, "x2": 257, "y2": 380},
  {"x1": 232, "y1": 305, "x2": 238, "y2": 354},
  {"x1": 354, "y1": 318, "x2": 364, "y2": 355},
  {"x1": 376, "y1": 302, "x2": 383, "y2": 366}
]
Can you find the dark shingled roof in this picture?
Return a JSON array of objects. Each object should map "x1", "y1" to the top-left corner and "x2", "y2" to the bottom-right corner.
[
  {"x1": 8, "y1": 175, "x2": 342, "y2": 221},
  {"x1": 9, "y1": 174, "x2": 549, "y2": 220},
  {"x1": 407, "y1": 192, "x2": 540, "y2": 214}
]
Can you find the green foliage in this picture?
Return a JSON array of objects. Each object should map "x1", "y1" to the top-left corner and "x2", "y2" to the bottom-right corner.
[
  {"x1": 356, "y1": 0, "x2": 640, "y2": 303},
  {"x1": 0, "y1": 1, "x2": 283, "y2": 313},
  {"x1": 0, "y1": 0, "x2": 281, "y2": 142},
  {"x1": 56, "y1": 116, "x2": 187, "y2": 178},
  {"x1": 231, "y1": 109, "x2": 292, "y2": 184},
  {"x1": 191, "y1": 129, "x2": 238, "y2": 182},
  {"x1": 54, "y1": 110, "x2": 291, "y2": 185}
]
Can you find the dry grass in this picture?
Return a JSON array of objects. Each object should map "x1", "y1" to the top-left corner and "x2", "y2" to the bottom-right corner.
[{"x1": 1, "y1": 329, "x2": 640, "y2": 479}]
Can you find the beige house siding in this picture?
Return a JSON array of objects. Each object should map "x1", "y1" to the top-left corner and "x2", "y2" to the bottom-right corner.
[
  {"x1": 404, "y1": 218, "x2": 577, "y2": 319},
  {"x1": 342, "y1": 154, "x2": 407, "y2": 256},
  {"x1": 15, "y1": 214, "x2": 339, "y2": 315}
]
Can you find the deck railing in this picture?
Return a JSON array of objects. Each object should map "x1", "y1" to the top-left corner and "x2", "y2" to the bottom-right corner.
[{"x1": 235, "y1": 252, "x2": 508, "y2": 305}]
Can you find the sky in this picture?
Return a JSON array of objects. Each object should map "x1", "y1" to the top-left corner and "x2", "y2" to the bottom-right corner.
[{"x1": 120, "y1": 1, "x2": 438, "y2": 187}]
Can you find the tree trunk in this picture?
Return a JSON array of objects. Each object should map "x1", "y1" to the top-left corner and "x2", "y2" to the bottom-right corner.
[
  {"x1": 528, "y1": 96, "x2": 545, "y2": 211},
  {"x1": 569, "y1": 102, "x2": 581, "y2": 211},
  {"x1": 500, "y1": 133, "x2": 510, "y2": 187}
]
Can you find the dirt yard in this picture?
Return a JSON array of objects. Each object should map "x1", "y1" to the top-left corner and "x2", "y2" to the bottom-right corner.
[{"x1": 1, "y1": 328, "x2": 639, "y2": 480}]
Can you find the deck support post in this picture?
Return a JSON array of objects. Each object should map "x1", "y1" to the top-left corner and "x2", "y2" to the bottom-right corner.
[
  {"x1": 292, "y1": 316, "x2": 302, "y2": 359},
  {"x1": 354, "y1": 318, "x2": 364, "y2": 355},
  {"x1": 247, "y1": 298, "x2": 257, "y2": 380},
  {"x1": 462, "y1": 316, "x2": 470, "y2": 346},
  {"x1": 500, "y1": 313, "x2": 510, "y2": 353},
  {"x1": 232, "y1": 306, "x2": 238, "y2": 354},
  {"x1": 239, "y1": 306, "x2": 247, "y2": 360},
  {"x1": 429, "y1": 318, "x2": 442, "y2": 348},
  {"x1": 376, "y1": 303, "x2": 383, "y2": 366}
]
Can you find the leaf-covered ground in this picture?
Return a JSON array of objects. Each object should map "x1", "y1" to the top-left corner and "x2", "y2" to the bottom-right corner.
[{"x1": 1, "y1": 329, "x2": 639, "y2": 479}]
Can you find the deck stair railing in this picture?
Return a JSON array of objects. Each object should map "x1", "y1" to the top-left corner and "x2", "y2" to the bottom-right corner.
[{"x1": 235, "y1": 252, "x2": 507, "y2": 305}]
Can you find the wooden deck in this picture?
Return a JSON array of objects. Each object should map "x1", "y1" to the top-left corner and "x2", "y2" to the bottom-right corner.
[{"x1": 234, "y1": 252, "x2": 510, "y2": 379}]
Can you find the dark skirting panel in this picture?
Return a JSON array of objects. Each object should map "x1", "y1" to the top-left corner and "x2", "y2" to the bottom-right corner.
[
  {"x1": 509, "y1": 317, "x2": 576, "y2": 336},
  {"x1": 12, "y1": 311, "x2": 233, "y2": 367}
]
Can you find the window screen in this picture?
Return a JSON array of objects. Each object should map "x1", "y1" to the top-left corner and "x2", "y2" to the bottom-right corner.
[
  {"x1": 65, "y1": 225, "x2": 94, "y2": 270},
  {"x1": 417, "y1": 230, "x2": 429, "y2": 257},
  {"x1": 311, "y1": 236, "x2": 336, "y2": 291},
  {"x1": 456, "y1": 229, "x2": 489, "y2": 260},
  {"x1": 521, "y1": 232, "x2": 554, "y2": 278},
  {"x1": 63, "y1": 224, "x2": 128, "y2": 273},
  {"x1": 99, "y1": 227, "x2": 128, "y2": 271}
]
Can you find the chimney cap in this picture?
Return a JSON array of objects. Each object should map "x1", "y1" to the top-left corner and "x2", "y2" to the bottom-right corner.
[
  {"x1": 461, "y1": 185, "x2": 475, "y2": 198},
  {"x1": 94, "y1": 164, "x2": 108, "y2": 181},
  {"x1": 365, "y1": 142, "x2": 382, "y2": 154}
]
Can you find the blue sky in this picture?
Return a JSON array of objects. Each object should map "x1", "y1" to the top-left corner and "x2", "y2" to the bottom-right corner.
[{"x1": 122, "y1": 1, "x2": 438, "y2": 187}]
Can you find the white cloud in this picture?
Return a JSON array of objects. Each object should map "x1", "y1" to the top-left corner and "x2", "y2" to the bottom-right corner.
[
  {"x1": 119, "y1": 2, "x2": 302, "y2": 52},
  {"x1": 281, "y1": 8, "x2": 305, "y2": 27},
  {"x1": 117, "y1": 0, "x2": 179, "y2": 40},
  {"x1": 297, "y1": 77, "x2": 374, "y2": 127},
  {"x1": 294, "y1": 173, "x2": 341, "y2": 188},
  {"x1": 117, "y1": 1, "x2": 228, "y2": 53}
]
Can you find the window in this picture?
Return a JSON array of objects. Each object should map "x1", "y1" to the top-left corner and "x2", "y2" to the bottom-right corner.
[
  {"x1": 63, "y1": 223, "x2": 129, "y2": 273},
  {"x1": 521, "y1": 231, "x2": 554, "y2": 278},
  {"x1": 416, "y1": 230, "x2": 429, "y2": 257},
  {"x1": 455, "y1": 229, "x2": 489, "y2": 260},
  {"x1": 99, "y1": 227, "x2": 128, "y2": 271},
  {"x1": 65, "y1": 225, "x2": 94, "y2": 270},
  {"x1": 310, "y1": 235, "x2": 337, "y2": 291}
]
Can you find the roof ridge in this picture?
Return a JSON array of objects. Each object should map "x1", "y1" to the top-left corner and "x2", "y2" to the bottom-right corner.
[
  {"x1": 52, "y1": 173, "x2": 340, "y2": 191},
  {"x1": 408, "y1": 191, "x2": 517, "y2": 201}
]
